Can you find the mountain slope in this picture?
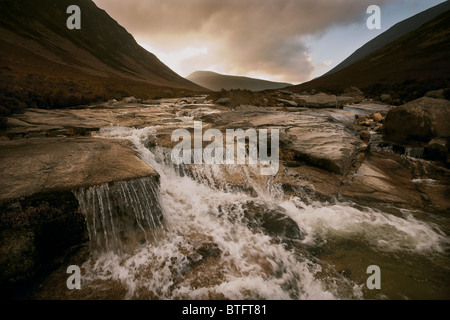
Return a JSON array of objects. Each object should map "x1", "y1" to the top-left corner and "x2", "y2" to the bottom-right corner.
[
  {"x1": 326, "y1": 1, "x2": 450, "y2": 76},
  {"x1": 187, "y1": 71, "x2": 292, "y2": 92},
  {"x1": 291, "y1": 7, "x2": 450, "y2": 103},
  {"x1": 0, "y1": 0, "x2": 204, "y2": 115}
]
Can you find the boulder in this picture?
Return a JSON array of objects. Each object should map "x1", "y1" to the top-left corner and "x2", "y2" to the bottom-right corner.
[
  {"x1": 218, "y1": 201, "x2": 304, "y2": 243},
  {"x1": 383, "y1": 97, "x2": 450, "y2": 143},
  {"x1": 215, "y1": 98, "x2": 232, "y2": 106},
  {"x1": 372, "y1": 113, "x2": 383, "y2": 122}
]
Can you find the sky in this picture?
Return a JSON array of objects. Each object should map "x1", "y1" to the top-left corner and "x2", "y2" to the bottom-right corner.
[{"x1": 93, "y1": 0, "x2": 447, "y2": 84}]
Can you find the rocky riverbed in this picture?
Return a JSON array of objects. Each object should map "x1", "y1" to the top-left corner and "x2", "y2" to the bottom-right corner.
[{"x1": 0, "y1": 94, "x2": 449, "y2": 299}]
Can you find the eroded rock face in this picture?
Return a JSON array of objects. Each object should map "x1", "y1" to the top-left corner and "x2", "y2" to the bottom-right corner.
[{"x1": 383, "y1": 97, "x2": 450, "y2": 143}]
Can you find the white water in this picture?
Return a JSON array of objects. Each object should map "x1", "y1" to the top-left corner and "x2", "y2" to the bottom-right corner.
[{"x1": 77, "y1": 125, "x2": 449, "y2": 300}]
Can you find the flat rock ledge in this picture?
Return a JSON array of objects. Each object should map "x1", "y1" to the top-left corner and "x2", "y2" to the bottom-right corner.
[{"x1": 0, "y1": 137, "x2": 158, "y2": 202}]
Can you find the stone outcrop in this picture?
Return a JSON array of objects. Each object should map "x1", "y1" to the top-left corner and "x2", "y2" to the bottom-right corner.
[
  {"x1": 383, "y1": 97, "x2": 450, "y2": 143},
  {"x1": 0, "y1": 138, "x2": 158, "y2": 202},
  {"x1": 0, "y1": 136, "x2": 160, "y2": 297}
]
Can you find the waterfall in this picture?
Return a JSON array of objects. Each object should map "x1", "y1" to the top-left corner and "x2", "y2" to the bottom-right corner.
[
  {"x1": 74, "y1": 177, "x2": 166, "y2": 255},
  {"x1": 74, "y1": 125, "x2": 449, "y2": 300}
]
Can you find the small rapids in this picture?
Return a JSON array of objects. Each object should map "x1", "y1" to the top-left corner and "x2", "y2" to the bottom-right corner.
[{"x1": 75, "y1": 125, "x2": 450, "y2": 300}]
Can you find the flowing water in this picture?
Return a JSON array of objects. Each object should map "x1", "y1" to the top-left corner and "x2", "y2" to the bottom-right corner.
[{"x1": 74, "y1": 124, "x2": 450, "y2": 300}]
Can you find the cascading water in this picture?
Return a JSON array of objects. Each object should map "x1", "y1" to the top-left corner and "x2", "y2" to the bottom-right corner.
[
  {"x1": 74, "y1": 177, "x2": 166, "y2": 255},
  {"x1": 75, "y1": 124, "x2": 449, "y2": 300}
]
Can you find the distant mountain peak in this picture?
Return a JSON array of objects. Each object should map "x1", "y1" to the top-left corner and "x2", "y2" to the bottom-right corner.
[{"x1": 187, "y1": 70, "x2": 292, "y2": 92}]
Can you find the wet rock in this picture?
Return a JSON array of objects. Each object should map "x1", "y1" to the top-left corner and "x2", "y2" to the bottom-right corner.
[
  {"x1": 289, "y1": 165, "x2": 344, "y2": 201},
  {"x1": 286, "y1": 123, "x2": 367, "y2": 175},
  {"x1": 413, "y1": 177, "x2": 450, "y2": 212},
  {"x1": 340, "y1": 151, "x2": 424, "y2": 210},
  {"x1": 0, "y1": 138, "x2": 158, "y2": 202},
  {"x1": 383, "y1": 97, "x2": 450, "y2": 143},
  {"x1": 218, "y1": 201, "x2": 304, "y2": 243},
  {"x1": 187, "y1": 242, "x2": 222, "y2": 267}
]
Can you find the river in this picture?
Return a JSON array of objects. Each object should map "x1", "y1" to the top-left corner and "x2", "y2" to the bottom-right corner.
[{"x1": 72, "y1": 113, "x2": 449, "y2": 300}]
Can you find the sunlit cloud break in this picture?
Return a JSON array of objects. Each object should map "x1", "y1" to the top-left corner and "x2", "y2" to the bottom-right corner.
[{"x1": 94, "y1": 0, "x2": 409, "y2": 83}]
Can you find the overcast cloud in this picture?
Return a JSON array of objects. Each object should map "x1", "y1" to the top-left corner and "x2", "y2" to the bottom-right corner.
[{"x1": 93, "y1": 0, "x2": 402, "y2": 83}]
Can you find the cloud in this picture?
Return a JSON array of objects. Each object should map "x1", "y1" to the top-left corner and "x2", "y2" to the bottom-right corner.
[{"x1": 93, "y1": 0, "x2": 398, "y2": 83}]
